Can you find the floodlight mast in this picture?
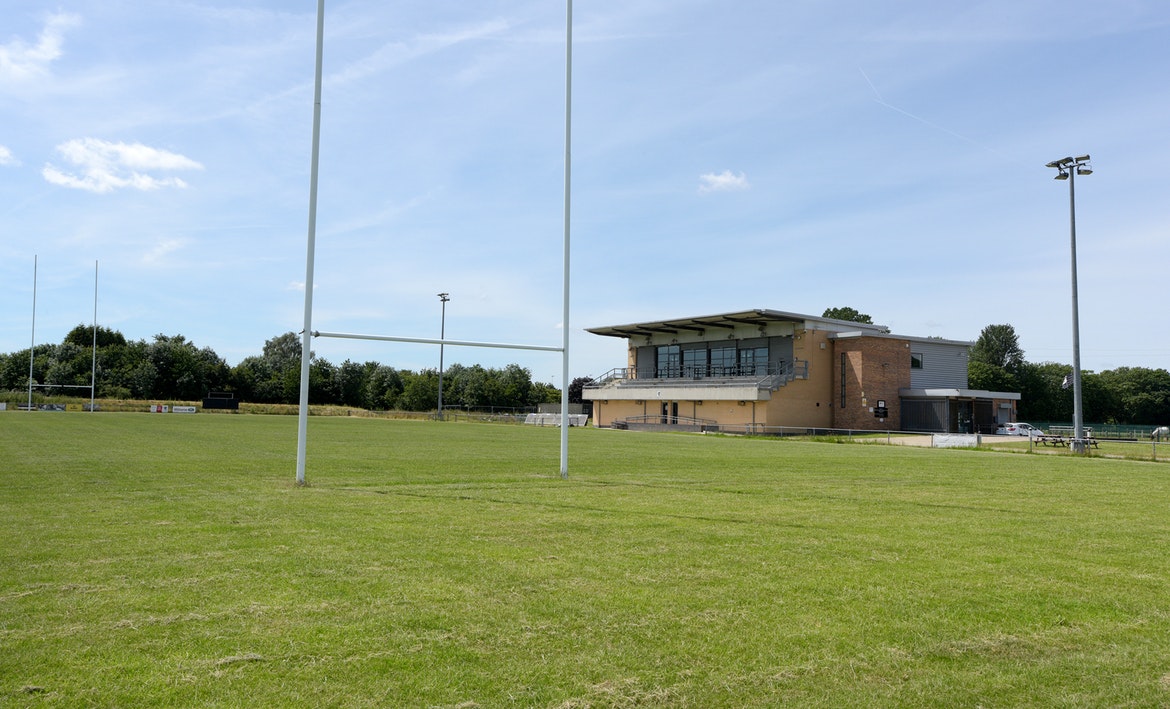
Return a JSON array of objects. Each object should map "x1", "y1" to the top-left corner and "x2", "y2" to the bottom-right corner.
[{"x1": 1046, "y1": 154, "x2": 1092, "y2": 454}]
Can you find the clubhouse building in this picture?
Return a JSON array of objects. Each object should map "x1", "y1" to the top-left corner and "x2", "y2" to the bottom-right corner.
[{"x1": 582, "y1": 309, "x2": 1020, "y2": 434}]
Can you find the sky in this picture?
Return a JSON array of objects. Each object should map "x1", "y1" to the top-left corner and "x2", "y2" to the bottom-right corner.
[{"x1": 3, "y1": 1, "x2": 1169, "y2": 388}]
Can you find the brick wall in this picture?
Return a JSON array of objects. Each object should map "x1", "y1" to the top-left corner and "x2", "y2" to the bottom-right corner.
[{"x1": 831, "y1": 336, "x2": 912, "y2": 430}]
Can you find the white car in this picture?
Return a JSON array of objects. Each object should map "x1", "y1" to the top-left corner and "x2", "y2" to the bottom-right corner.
[{"x1": 996, "y1": 422, "x2": 1043, "y2": 437}]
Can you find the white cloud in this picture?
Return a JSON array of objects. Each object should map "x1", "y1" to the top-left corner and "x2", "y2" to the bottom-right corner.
[
  {"x1": 0, "y1": 145, "x2": 18, "y2": 166},
  {"x1": 42, "y1": 138, "x2": 203, "y2": 193},
  {"x1": 0, "y1": 11, "x2": 81, "y2": 82},
  {"x1": 142, "y1": 237, "x2": 186, "y2": 265},
  {"x1": 328, "y1": 19, "x2": 511, "y2": 87},
  {"x1": 698, "y1": 170, "x2": 750, "y2": 193}
]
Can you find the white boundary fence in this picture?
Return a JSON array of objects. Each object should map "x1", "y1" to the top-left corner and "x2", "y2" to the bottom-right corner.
[{"x1": 525, "y1": 413, "x2": 588, "y2": 427}]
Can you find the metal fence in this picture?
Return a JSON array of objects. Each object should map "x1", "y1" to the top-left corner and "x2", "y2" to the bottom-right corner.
[{"x1": 1032, "y1": 422, "x2": 1167, "y2": 441}]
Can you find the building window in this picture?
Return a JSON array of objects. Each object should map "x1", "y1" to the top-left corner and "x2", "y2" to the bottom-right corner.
[
  {"x1": 739, "y1": 346, "x2": 769, "y2": 376},
  {"x1": 710, "y1": 346, "x2": 736, "y2": 376},
  {"x1": 682, "y1": 348, "x2": 706, "y2": 378},
  {"x1": 840, "y1": 353, "x2": 847, "y2": 408},
  {"x1": 657, "y1": 345, "x2": 680, "y2": 378},
  {"x1": 911, "y1": 353, "x2": 924, "y2": 369}
]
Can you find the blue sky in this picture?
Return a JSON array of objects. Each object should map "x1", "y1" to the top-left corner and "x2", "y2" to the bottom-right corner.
[{"x1": 3, "y1": 1, "x2": 1169, "y2": 387}]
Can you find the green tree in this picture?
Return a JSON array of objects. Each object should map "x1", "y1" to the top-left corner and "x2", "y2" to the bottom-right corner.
[
  {"x1": 263, "y1": 332, "x2": 303, "y2": 374},
  {"x1": 968, "y1": 360, "x2": 1017, "y2": 393},
  {"x1": 231, "y1": 332, "x2": 317, "y2": 404},
  {"x1": 64, "y1": 323, "x2": 126, "y2": 349},
  {"x1": 498, "y1": 364, "x2": 533, "y2": 409},
  {"x1": 309, "y1": 358, "x2": 336, "y2": 405},
  {"x1": 398, "y1": 370, "x2": 439, "y2": 411},
  {"x1": 822, "y1": 307, "x2": 873, "y2": 324},
  {"x1": 568, "y1": 376, "x2": 594, "y2": 404},
  {"x1": 365, "y1": 365, "x2": 403, "y2": 410},
  {"x1": 1096, "y1": 367, "x2": 1170, "y2": 425},
  {"x1": 100, "y1": 340, "x2": 152, "y2": 399},
  {"x1": 1017, "y1": 362, "x2": 1069, "y2": 422},
  {"x1": 529, "y1": 381, "x2": 561, "y2": 406},
  {"x1": 145, "y1": 334, "x2": 229, "y2": 401},
  {"x1": 970, "y1": 324, "x2": 1025, "y2": 373},
  {"x1": 334, "y1": 360, "x2": 368, "y2": 408},
  {"x1": 229, "y1": 356, "x2": 271, "y2": 402},
  {"x1": 969, "y1": 324, "x2": 1026, "y2": 401}
]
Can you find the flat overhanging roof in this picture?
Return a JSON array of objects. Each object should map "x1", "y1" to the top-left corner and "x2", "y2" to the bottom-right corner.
[
  {"x1": 900, "y1": 388, "x2": 1021, "y2": 401},
  {"x1": 585, "y1": 308, "x2": 890, "y2": 339}
]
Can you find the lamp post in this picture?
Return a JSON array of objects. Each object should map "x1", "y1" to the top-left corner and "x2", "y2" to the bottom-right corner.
[
  {"x1": 437, "y1": 292, "x2": 450, "y2": 421},
  {"x1": 1046, "y1": 155, "x2": 1092, "y2": 453}
]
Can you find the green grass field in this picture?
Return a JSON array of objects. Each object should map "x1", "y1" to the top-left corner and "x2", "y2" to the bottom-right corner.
[{"x1": 3, "y1": 413, "x2": 1170, "y2": 707}]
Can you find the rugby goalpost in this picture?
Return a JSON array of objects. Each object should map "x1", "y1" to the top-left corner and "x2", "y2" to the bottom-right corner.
[
  {"x1": 294, "y1": 0, "x2": 575, "y2": 484},
  {"x1": 24, "y1": 256, "x2": 101, "y2": 413}
]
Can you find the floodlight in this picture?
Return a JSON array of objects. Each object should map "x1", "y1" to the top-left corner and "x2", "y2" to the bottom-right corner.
[{"x1": 1047, "y1": 151, "x2": 1094, "y2": 454}]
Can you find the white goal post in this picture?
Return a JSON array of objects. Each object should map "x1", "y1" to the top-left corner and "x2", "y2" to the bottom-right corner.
[{"x1": 294, "y1": 1, "x2": 575, "y2": 484}]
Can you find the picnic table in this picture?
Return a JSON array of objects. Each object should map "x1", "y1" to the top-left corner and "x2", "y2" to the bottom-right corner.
[{"x1": 1034, "y1": 434, "x2": 1099, "y2": 449}]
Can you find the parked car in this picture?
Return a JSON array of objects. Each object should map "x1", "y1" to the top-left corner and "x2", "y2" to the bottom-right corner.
[{"x1": 995, "y1": 422, "x2": 1043, "y2": 437}]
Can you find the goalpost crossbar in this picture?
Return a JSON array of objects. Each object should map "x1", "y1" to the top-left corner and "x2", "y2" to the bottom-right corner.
[{"x1": 313, "y1": 331, "x2": 563, "y2": 353}]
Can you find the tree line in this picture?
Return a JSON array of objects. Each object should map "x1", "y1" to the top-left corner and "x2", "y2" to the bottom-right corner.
[
  {"x1": 969, "y1": 324, "x2": 1170, "y2": 426},
  {"x1": 0, "y1": 326, "x2": 562, "y2": 412},
  {"x1": 7, "y1": 319, "x2": 1167, "y2": 425}
]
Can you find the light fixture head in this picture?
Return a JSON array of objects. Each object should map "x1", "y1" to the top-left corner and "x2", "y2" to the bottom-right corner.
[
  {"x1": 1054, "y1": 170, "x2": 1069, "y2": 181},
  {"x1": 1077, "y1": 166, "x2": 1093, "y2": 176},
  {"x1": 1074, "y1": 154, "x2": 1091, "y2": 163},
  {"x1": 1045, "y1": 160, "x2": 1063, "y2": 169}
]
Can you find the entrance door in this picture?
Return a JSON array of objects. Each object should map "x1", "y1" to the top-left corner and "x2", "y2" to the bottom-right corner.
[{"x1": 660, "y1": 401, "x2": 678, "y2": 425}]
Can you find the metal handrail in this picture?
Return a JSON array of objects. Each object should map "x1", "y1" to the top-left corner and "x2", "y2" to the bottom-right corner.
[
  {"x1": 586, "y1": 360, "x2": 808, "y2": 388},
  {"x1": 622, "y1": 414, "x2": 719, "y2": 427}
]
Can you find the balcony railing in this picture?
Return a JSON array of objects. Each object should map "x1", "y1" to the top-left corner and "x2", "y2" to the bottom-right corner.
[{"x1": 587, "y1": 360, "x2": 808, "y2": 390}]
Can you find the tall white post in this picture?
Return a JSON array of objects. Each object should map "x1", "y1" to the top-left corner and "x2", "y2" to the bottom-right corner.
[
  {"x1": 437, "y1": 293, "x2": 449, "y2": 420},
  {"x1": 91, "y1": 260, "x2": 98, "y2": 412},
  {"x1": 28, "y1": 255, "x2": 37, "y2": 411},
  {"x1": 296, "y1": 0, "x2": 326, "y2": 485},
  {"x1": 559, "y1": 0, "x2": 573, "y2": 479}
]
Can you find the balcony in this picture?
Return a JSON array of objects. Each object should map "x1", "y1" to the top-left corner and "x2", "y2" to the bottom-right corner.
[{"x1": 585, "y1": 360, "x2": 808, "y2": 394}]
